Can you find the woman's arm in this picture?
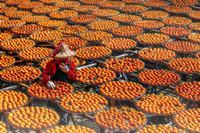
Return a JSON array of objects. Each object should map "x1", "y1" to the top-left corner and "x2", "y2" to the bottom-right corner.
[{"x1": 66, "y1": 59, "x2": 76, "y2": 80}]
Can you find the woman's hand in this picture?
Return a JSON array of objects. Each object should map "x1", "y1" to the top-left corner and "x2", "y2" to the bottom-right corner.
[
  {"x1": 47, "y1": 81, "x2": 56, "y2": 89},
  {"x1": 59, "y1": 64, "x2": 69, "y2": 73}
]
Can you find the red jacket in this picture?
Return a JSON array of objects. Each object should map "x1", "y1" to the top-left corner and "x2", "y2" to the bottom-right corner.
[{"x1": 42, "y1": 58, "x2": 76, "y2": 84}]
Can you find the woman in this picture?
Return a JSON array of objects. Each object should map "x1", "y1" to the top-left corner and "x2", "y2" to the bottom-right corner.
[{"x1": 42, "y1": 42, "x2": 76, "y2": 89}]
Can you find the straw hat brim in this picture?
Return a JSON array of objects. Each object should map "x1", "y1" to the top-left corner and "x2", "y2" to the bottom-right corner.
[{"x1": 54, "y1": 51, "x2": 75, "y2": 59}]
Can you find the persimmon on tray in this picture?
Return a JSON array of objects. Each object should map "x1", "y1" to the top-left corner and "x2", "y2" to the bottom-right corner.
[
  {"x1": 58, "y1": 25, "x2": 88, "y2": 35},
  {"x1": 100, "y1": 81, "x2": 146, "y2": 101},
  {"x1": 0, "y1": 90, "x2": 28, "y2": 112},
  {"x1": 164, "y1": 40, "x2": 200, "y2": 53},
  {"x1": 88, "y1": 20, "x2": 119, "y2": 31},
  {"x1": 6, "y1": 0, "x2": 30, "y2": 5},
  {"x1": 80, "y1": 0, "x2": 104, "y2": 5},
  {"x1": 0, "y1": 20, "x2": 25, "y2": 29},
  {"x1": 91, "y1": 9, "x2": 119, "y2": 17},
  {"x1": 5, "y1": 11, "x2": 32, "y2": 19},
  {"x1": 76, "y1": 46, "x2": 112, "y2": 60},
  {"x1": 30, "y1": 30, "x2": 63, "y2": 42},
  {"x1": 174, "y1": 108, "x2": 200, "y2": 133},
  {"x1": 188, "y1": 33, "x2": 200, "y2": 44},
  {"x1": 136, "y1": 33, "x2": 170, "y2": 46},
  {"x1": 164, "y1": 5, "x2": 192, "y2": 14},
  {"x1": 0, "y1": 121, "x2": 7, "y2": 132},
  {"x1": 160, "y1": 26, "x2": 191, "y2": 38},
  {"x1": 188, "y1": 11, "x2": 200, "y2": 20},
  {"x1": 135, "y1": 94, "x2": 185, "y2": 116},
  {"x1": 0, "y1": 55, "x2": 15, "y2": 68},
  {"x1": 18, "y1": 47, "x2": 53, "y2": 61},
  {"x1": 40, "y1": 0, "x2": 63, "y2": 4},
  {"x1": 0, "y1": 66, "x2": 41, "y2": 83},
  {"x1": 56, "y1": 1, "x2": 80, "y2": 8},
  {"x1": 0, "y1": 15, "x2": 9, "y2": 21},
  {"x1": 18, "y1": 1, "x2": 44, "y2": 9},
  {"x1": 138, "y1": 69, "x2": 180, "y2": 86},
  {"x1": 140, "y1": 10, "x2": 169, "y2": 20},
  {"x1": 102, "y1": 38, "x2": 137, "y2": 51},
  {"x1": 28, "y1": 81, "x2": 73, "y2": 100},
  {"x1": 104, "y1": 57, "x2": 144, "y2": 73},
  {"x1": 32, "y1": 6, "x2": 59, "y2": 14},
  {"x1": 59, "y1": 92, "x2": 108, "y2": 113},
  {"x1": 111, "y1": 25, "x2": 143, "y2": 37},
  {"x1": 44, "y1": 125, "x2": 95, "y2": 133},
  {"x1": 95, "y1": 106, "x2": 147, "y2": 131},
  {"x1": 99, "y1": 1, "x2": 125, "y2": 9},
  {"x1": 12, "y1": 24, "x2": 44, "y2": 35},
  {"x1": 189, "y1": 22, "x2": 200, "y2": 32},
  {"x1": 0, "y1": 32, "x2": 12, "y2": 42},
  {"x1": 54, "y1": 36, "x2": 88, "y2": 50},
  {"x1": 38, "y1": 20, "x2": 67, "y2": 28},
  {"x1": 134, "y1": 20, "x2": 164, "y2": 30},
  {"x1": 75, "y1": 67, "x2": 116, "y2": 85},
  {"x1": 69, "y1": 14, "x2": 97, "y2": 23},
  {"x1": 171, "y1": 0, "x2": 198, "y2": 6},
  {"x1": 168, "y1": 58, "x2": 200, "y2": 74},
  {"x1": 138, "y1": 48, "x2": 176, "y2": 62},
  {"x1": 143, "y1": 0, "x2": 168, "y2": 7},
  {"x1": 176, "y1": 81, "x2": 200, "y2": 102},
  {"x1": 73, "y1": 5, "x2": 99, "y2": 13},
  {"x1": 121, "y1": 4, "x2": 147, "y2": 13},
  {"x1": 110, "y1": 14, "x2": 142, "y2": 23},
  {"x1": 0, "y1": 38, "x2": 35, "y2": 52},
  {"x1": 0, "y1": 7, "x2": 17, "y2": 13},
  {"x1": 49, "y1": 10, "x2": 78, "y2": 19},
  {"x1": 137, "y1": 124, "x2": 186, "y2": 133},
  {"x1": 21, "y1": 15, "x2": 50, "y2": 23},
  {"x1": 79, "y1": 31, "x2": 113, "y2": 41},
  {"x1": 163, "y1": 16, "x2": 192, "y2": 26},
  {"x1": 7, "y1": 107, "x2": 60, "y2": 130}
]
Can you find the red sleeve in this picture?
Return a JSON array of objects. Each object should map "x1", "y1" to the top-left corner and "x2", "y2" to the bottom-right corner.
[
  {"x1": 42, "y1": 60, "x2": 57, "y2": 84},
  {"x1": 66, "y1": 59, "x2": 76, "y2": 80}
]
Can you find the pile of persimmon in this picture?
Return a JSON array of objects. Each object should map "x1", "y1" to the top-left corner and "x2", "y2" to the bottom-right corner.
[
  {"x1": 0, "y1": 38, "x2": 35, "y2": 52},
  {"x1": 92, "y1": 9, "x2": 119, "y2": 17},
  {"x1": 7, "y1": 107, "x2": 60, "y2": 130},
  {"x1": 32, "y1": 6, "x2": 59, "y2": 14},
  {"x1": 0, "y1": 7, "x2": 17, "y2": 13},
  {"x1": 163, "y1": 16, "x2": 192, "y2": 26},
  {"x1": 0, "y1": 55, "x2": 15, "y2": 68},
  {"x1": 73, "y1": 5, "x2": 99, "y2": 13},
  {"x1": 0, "y1": 15, "x2": 9, "y2": 21},
  {"x1": 88, "y1": 20, "x2": 119, "y2": 31},
  {"x1": 121, "y1": 4, "x2": 147, "y2": 13},
  {"x1": 135, "y1": 94, "x2": 185, "y2": 116},
  {"x1": 189, "y1": 22, "x2": 200, "y2": 32},
  {"x1": 164, "y1": 40, "x2": 200, "y2": 53},
  {"x1": 0, "y1": 32, "x2": 12, "y2": 42},
  {"x1": 80, "y1": 31, "x2": 112, "y2": 41},
  {"x1": 28, "y1": 81, "x2": 73, "y2": 100},
  {"x1": 30, "y1": 30, "x2": 63, "y2": 42},
  {"x1": 40, "y1": 0, "x2": 63, "y2": 4},
  {"x1": 188, "y1": 33, "x2": 200, "y2": 44},
  {"x1": 140, "y1": 10, "x2": 169, "y2": 20},
  {"x1": 102, "y1": 38, "x2": 137, "y2": 51},
  {"x1": 196, "y1": 52, "x2": 200, "y2": 58},
  {"x1": 138, "y1": 69, "x2": 180, "y2": 86},
  {"x1": 95, "y1": 106, "x2": 147, "y2": 131},
  {"x1": 160, "y1": 26, "x2": 191, "y2": 37},
  {"x1": 18, "y1": 1, "x2": 44, "y2": 9},
  {"x1": 104, "y1": 57, "x2": 144, "y2": 73},
  {"x1": 0, "y1": 122, "x2": 7, "y2": 132},
  {"x1": 0, "y1": 90, "x2": 28, "y2": 112},
  {"x1": 69, "y1": 14, "x2": 97, "y2": 23},
  {"x1": 54, "y1": 36, "x2": 87, "y2": 50},
  {"x1": 137, "y1": 125, "x2": 186, "y2": 133},
  {"x1": 188, "y1": 11, "x2": 200, "y2": 20},
  {"x1": 111, "y1": 14, "x2": 142, "y2": 23},
  {"x1": 49, "y1": 10, "x2": 78, "y2": 19},
  {"x1": 174, "y1": 108, "x2": 200, "y2": 133},
  {"x1": 99, "y1": 1, "x2": 125, "y2": 9},
  {"x1": 44, "y1": 125, "x2": 95, "y2": 133},
  {"x1": 0, "y1": 66, "x2": 41, "y2": 83},
  {"x1": 164, "y1": 5, "x2": 192, "y2": 14},
  {"x1": 59, "y1": 92, "x2": 108, "y2": 113},
  {"x1": 21, "y1": 15, "x2": 50, "y2": 23},
  {"x1": 5, "y1": 11, "x2": 32, "y2": 19},
  {"x1": 100, "y1": 81, "x2": 146, "y2": 100},
  {"x1": 76, "y1": 67, "x2": 116, "y2": 85},
  {"x1": 80, "y1": 0, "x2": 104, "y2": 5},
  {"x1": 111, "y1": 25, "x2": 143, "y2": 37},
  {"x1": 134, "y1": 20, "x2": 164, "y2": 30},
  {"x1": 6, "y1": 0, "x2": 29, "y2": 5},
  {"x1": 168, "y1": 58, "x2": 200, "y2": 74},
  {"x1": 136, "y1": 33, "x2": 170, "y2": 45},
  {"x1": 38, "y1": 20, "x2": 67, "y2": 28},
  {"x1": 171, "y1": 0, "x2": 198, "y2": 6},
  {"x1": 56, "y1": 1, "x2": 80, "y2": 8},
  {"x1": 12, "y1": 24, "x2": 44, "y2": 35},
  {"x1": 18, "y1": 47, "x2": 53, "y2": 61},
  {"x1": 0, "y1": 3, "x2": 5, "y2": 7},
  {"x1": 138, "y1": 48, "x2": 176, "y2": 62},
  {"x1": 143, "y1": 0, "x2": 168, "y2": 7},
  {"x1": 76, "y1": 46, "x2": 112, "y2": 60},
  {"x1": 0, "y1": 20, "x2": 25, "y2": 29},
  {"x1": 58, "y1": 25, "x2": 88, "y2": 35},
  {"x1": 176, "y1": 81, "x2": 200, "y2": 102}
]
